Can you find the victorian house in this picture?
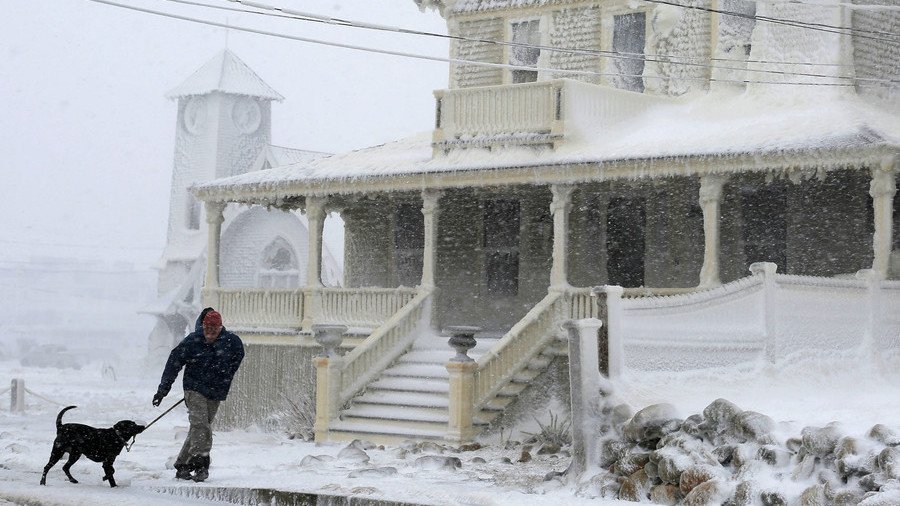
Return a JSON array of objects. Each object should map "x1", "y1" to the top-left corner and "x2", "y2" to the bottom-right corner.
[{"x1": 192, "y1": 1, "x2": 899, "y2": 442}]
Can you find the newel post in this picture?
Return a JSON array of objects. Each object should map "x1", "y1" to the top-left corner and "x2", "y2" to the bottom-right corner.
[
  {"x1": 699, "y1": 174, "x2": 727, "y2": 288},
  {"x1": 563, "y1": 318, "x2": 605, "y2": 478},
  {"x1": 312, "y1": 324, "x2": 347, "y2": 442},
  {"x1": 870, "y1": 160, "x2": 896, "y2": 279},
  {"x1": 202, "y1": 201, "x2": 226, "y2": 308},
  {"x1": 444, "y1": 326, "x2": 480, "y2": 443}
]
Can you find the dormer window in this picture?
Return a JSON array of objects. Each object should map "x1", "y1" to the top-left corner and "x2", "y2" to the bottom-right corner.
[{"x1": 509, "y1": 19, "x2": 541, "y2": 84}]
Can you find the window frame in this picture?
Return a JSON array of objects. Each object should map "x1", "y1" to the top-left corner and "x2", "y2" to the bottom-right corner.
[{"x1": 505, "y1": 15, "x2": 546, "y2": 85}]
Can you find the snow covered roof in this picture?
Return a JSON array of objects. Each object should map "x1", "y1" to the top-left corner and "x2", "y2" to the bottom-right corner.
[
  {"x1": 266, "y1": 145, "x2": 331, "y2": 167},
  {"x1": 166, "y1": 49, "x2": 284, "y2": 101},
  {"x1": 194, "y1": 89, "x2": 899, "y2": 201}
]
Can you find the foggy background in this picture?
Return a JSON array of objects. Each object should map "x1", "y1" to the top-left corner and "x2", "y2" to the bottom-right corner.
[{"x1": 0, "y1": 0, "x2": 448, "y2": 362}]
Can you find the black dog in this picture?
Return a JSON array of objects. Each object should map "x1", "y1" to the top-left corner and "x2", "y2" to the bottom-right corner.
[{"x1": 40, "y1": 406, "x2": 145, "y2": 487}]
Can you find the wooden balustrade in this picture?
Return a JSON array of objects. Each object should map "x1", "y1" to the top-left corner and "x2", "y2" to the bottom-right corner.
[
  {"x1": 472, "y1": 291, "x2": 567, "y2": 410},
  {"x1": 438, "y1": 81, "x2": 561, "y2": 139},
  {"x1": 317, "y1": 287, "x2": 417, "y2": 328},
  {"x1": 215, "y1": 288, "x2": 304, "y2": 329},
  {"x1": 339, "y1": 290, "x2": 432, "y2": 405}
]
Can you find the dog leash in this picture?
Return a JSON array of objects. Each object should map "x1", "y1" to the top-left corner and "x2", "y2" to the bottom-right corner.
[{"x1": 145, "y1": 397, "x2": 186, "y2": 430}]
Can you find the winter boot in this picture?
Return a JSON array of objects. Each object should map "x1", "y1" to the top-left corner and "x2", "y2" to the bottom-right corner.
[
  {"x1": 174, "y1": 464, "x2": 192, "y2": 480},
  {"x1": 190, "y1": 455, "x2": 210, "y2": 482}
]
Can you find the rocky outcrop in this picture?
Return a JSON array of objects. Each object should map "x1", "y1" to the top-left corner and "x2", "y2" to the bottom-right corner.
[{"x1": 579, "y1": 398, "x2": 900, "y2": 505}]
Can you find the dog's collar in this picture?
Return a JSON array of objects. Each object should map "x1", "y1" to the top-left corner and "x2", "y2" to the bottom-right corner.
[{"x1": 114, "y1": 430, "x2": 136, "y2": 452}]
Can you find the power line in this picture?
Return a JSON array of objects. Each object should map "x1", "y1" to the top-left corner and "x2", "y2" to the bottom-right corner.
[
  {"x1": 194, "y1": 0, "x2": 893, "y2": 84},
  {"x1": 88, "y1": 0, "x2": 876, "y2": 87},
  {"x1": 645, "y1": 0, "x2": 900, "y2": 42}
]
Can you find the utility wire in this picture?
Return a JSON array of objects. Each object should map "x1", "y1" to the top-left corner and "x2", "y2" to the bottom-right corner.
[
  {"x1": 163, "y1": 0, "x2": 896, "y2": 85},
  {"x1": 193, "y1": 0, "x2": 889, "y2": 83},
  {"x1": 645, "y1": 0, "x2": 900, "y2": 42},
  {"x1": 89, "y1": 0, "x2": 871, "y2": 87}
]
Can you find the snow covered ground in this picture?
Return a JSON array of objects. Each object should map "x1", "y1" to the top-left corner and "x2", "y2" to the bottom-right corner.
[{"x1": 0, "y1": 347, "x2": 898, "y2": 505}]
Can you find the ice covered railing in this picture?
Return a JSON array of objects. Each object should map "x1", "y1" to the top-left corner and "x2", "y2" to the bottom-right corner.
[
  {"x1": 432, "y1": 79, "x2": 670, "y2": 152},
  {"x1": 598, "y1": 263, "x2": 900, "y2": 374}
]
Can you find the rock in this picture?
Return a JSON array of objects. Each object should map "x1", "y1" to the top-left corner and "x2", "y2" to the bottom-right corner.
[
  {"x1": 623, "y1": 403, "x2": 682, "y2": 446},
  {"x1": 761, "y1": 490, "x2": 787, "y2": 506},
  {"x1": 469, "y1": 456, "x2": 486, "y2": 464},
  {"x1": 413, "y1": 441, "x2": 447, "y2": 454},
  {"x1": 683, "y1": 479, "x2": 728, "y2": 506},
  {"x1": 336, "y1": 446, "x2": 370, "y2": 463},
  {"x1": 791, "y1": 454, "x2": 817, "y2": 481},
  {"x1": 599, "y1": 438, "x2": 629, "y2": 468},
  {"x1": 614, "y1": 452, "x2": 649, "y2": 476},
  {"x1": 786, "y1": 437, "x2": 802, "y2": 453},
  {"x1": 300, "y1": 454, "x2": 335, "y2": 466},
  {"x1": 733, "y1": 481, "x2": 754, "y2": 506},
  {"x1": 656, "y1": 451, "x2": 689, "y2": 485},
  {"x1": 712, "y1": 444, "x2": 736, "y2": 465},
  {"x1": 349, "y1": 439, "x2": 376, "y2": 450},
  {"x1": 576, "y1": 472, "x2": 621, "y2": 499},
  {"x1": 832, "y1": 489, "x2": 864, "y2": 506},
  {"x1": 619, "y1": 468, "x2": 652, "y2": 501},
  {"x1": 731, "y1": 443, "x2": 760, "y2": 471},
  {"x1": 349, "y1": 486, "x2": 379, "y2": 494},
  {"x1": 650, "y1": 483, "x2": 680, "y2": 505},
  {"x1": 701, "y1": 399, "x2": 742, "y2": 442},
  {"x1": 757, "y1": 444, "x2": 791, "y2": 468},
  {"x1": 496, "y1": 457, "x2": 512, "y2": 464},
  {"x1": 414, "y1": 455, "x2": 461, "y2": 471},
  {"x1": 538, "y1": 442, "x2": 561, "y2": 455},
  {"x1": 868, "y1": 424, "x2": 900, "y2": 447},
  {"x1": 877, "y1": 446, "x2": 900, "y2": 478},
  {"x1": 682, "y1": 414, "x2": 704, "y2": 438},
  {"x1": 679, "y1": 465, "x2": 718, "y2": 495},
  {"x1": 644, "y1": 460, "x2": 659, "y2": 480},
  {"x1": 800, "y1": 484, "x2": 827, "y2": 506},
  {"x1": 859, "y1": 490, "x2": 900, "y2": 506},
  {"x1": 801, "y1": 423, "x2": 843, "y2": 457},
  {"x1": 835, "y1": 436, "x2": 860, "y2": 460},
  {"x1": 860, "y1": 473, "x2": 887, "y2": 492},
  {"x1": 611, "y1": 403, "x2": 634, "y2": 425},
  {"x1": 518, "y1": 446, "x2": 532, "y2": 463},
  {"x1": 348, "y1": 466, "x2": 397, "y2": 478},
  {"x1": 388, "y1": 448, "x2": 408, "y2": 460},
  {"x1": 457, "y1": 442, "x2": 482, "y2": 452},
  {"x1": 733, "y1": 410, "x2": 775, "y2": 443}
]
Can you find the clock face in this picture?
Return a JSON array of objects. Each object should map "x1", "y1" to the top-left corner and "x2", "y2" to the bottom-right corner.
[
  {"x1": 232, "y1": 97, "x2": 262, "y2": 134},
  {"x1": 183, "y1": 96, "x2": 206, "y2": 134}
]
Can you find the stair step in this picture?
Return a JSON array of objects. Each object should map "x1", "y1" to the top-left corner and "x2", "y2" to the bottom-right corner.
[
  {"x1": 497, "y1": 382, "x2": 527, "y2": 397},
  {"x1": 357, "y1": 390, "x2": 449, "y2": 408},
  {"x1": 369, "y1": 377, "x2": 449, "y2": 393},
  {"x1": 512, "y1": 368, "x2": 540, "y2": 383},
  {"x1": 343, "y1": 404, "x2": 448, "y2": 423},
  {"x1": 332, "y1": 417, "x2": 448, "y2": 436},
  {"x1": 382, "y1": 363, "x2": 449, "y2": 379},
  {"x1": 526, "y1": 355, "x2": 552, "y2": 369},
  {"x1": 482, "y1": 396, "x2": 515, "y2": 412}
]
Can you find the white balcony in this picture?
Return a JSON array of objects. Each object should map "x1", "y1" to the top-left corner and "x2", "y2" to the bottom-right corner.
[{"x1": 432, "y1": 78, "x2": 668, "y2": 152}]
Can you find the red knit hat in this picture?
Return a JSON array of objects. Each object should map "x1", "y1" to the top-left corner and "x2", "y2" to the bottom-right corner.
[{"x1": 203, "y1": 310, "x2": 222, "y2": 327}]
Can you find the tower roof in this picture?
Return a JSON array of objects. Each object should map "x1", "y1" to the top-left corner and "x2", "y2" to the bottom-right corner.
[{"x1": 166, "y1": 49, "x2": 284, "y2": 101}]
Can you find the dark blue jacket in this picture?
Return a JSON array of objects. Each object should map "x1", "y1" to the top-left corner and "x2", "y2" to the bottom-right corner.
[{"x1": 157, "y1": 311, "x2": 245, "y2": 402}]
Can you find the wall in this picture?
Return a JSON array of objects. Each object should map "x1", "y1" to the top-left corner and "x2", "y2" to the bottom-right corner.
[
  {"x1": 853, "y1": 0, "x2": 900, "y2": 103},
  {"x1": 219, "y1": 206, "x2": 309, "y2": 288}
]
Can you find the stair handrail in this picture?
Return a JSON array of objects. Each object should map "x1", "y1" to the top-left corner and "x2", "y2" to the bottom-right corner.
[
  {"x1": 472, "y1": 290, "x2": 567, "y2": 410},
  {"x1": 339, "y1": 288, "x2": 433, "y2": 405}
]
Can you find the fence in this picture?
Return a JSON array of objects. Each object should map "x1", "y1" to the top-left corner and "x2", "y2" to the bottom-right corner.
[
  {"x1": 600, "y1": 263, "x2": 900, "y2": 373},
  {"x1": 3, "y1": 378, "x2": 68, "y2": 412}
]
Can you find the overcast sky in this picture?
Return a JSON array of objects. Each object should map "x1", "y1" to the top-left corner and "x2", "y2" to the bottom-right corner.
[{"x1": 0, "y1": 0, "x2": 447, "y2": 265}]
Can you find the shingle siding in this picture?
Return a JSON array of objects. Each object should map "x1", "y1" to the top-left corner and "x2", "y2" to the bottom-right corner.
[
  {"x1": 451, "y1": 17, "x2": 505, "y2": 88},
  {"x1": 548, "y1": 6, "x2": 602, "y2": 83},
  {"x1": 852, "y1": 1, "x2": 900, "y2": 102}
]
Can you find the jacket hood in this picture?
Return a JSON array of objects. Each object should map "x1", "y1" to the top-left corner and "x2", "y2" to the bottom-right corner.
[{"x1": 194, "y1": 307, "x2": 215, "y2": 333}]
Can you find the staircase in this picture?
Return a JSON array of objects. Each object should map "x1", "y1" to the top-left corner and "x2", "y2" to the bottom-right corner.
[{"x1": 327, "y1": 333, "x2": 567, "y2": 443}]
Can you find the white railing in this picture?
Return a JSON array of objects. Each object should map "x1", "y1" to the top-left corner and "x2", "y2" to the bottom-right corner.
[
  {"x1": 216, "y1": 288, "x2": 304, "y2": 329},
  {"x1": 339, "y1": 289, "x2": 432, "y2": 404},
  {"x1": 472, "y1": 291, "x2": 567, "y2": 409},
  {"x1": 316, "y1": 287, "x2": 418, "y2": 329},
  {"x1": 568, "y1": 288, "x2": 601, "y2": 320},
  {"x1": 603, "y1": 263, "x2": 900, "y2": 372},
  {"x1": 436, "y1": 80, "x2": 561, "y2": 139}
]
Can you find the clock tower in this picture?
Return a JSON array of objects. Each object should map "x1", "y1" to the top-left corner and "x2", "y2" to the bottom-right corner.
[{"x1": 147, "y1": 50, "x2": 284, "y2": 356}]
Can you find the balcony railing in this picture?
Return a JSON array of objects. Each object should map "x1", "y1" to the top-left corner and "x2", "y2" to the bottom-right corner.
[{"x1": 433, "y1": 79, "x2": 668, "y2": 151}]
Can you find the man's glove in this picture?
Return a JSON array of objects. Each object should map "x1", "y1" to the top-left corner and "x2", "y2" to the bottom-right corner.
[{"x1": 152, "y1": 391, "x2": 165, "y2": 407}]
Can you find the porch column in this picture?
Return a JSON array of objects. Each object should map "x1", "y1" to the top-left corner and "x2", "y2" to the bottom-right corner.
[
  {"x1": 550, "y1": 184, "x2": 575, "y2": 289},
  {"x1": 699, "y1": 174, "x2": 727, "y2": 287},
  {"x1": 305, "y1": 196, "x2": 327, "y2": 288},
  {"x1": 870, "y1": 160, "x2": 897, "y2": 278},
  {"x1": 421, "y1": 189, "x2": 443, "y2": 289},
  {"x1": 203, "y1": 201, "x2": 226, "y2": 290}
]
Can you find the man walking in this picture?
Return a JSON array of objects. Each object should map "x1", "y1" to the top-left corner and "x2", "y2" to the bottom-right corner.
[{"x1": 153, "y1": 308, "x2": 244, "y2": 482}]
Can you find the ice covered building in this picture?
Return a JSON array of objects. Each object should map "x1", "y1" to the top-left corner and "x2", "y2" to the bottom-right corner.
[
  {"x1": 144, "y1": 50, "x2": 340, "y2": 361},
  {"x1": 192, "y1": 2, "x2": 899, "y2": 442}
]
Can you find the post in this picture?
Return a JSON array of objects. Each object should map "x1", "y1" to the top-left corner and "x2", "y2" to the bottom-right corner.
[
  {"x1": 597, "y1": 285, "x2": 625, "y2": 379},
  {"x1": 312, "y1": 355, "x2": 343, "y2": 442},
  {"x1": 421, "y1": 189, "x2": 443, "y2": 289},
  {"x1": 445, "y1": 326, "x2": 480, "y2": 443},
  {"x1": 10, "y1": 378, "x2": 24, "y2": 412},
  {"x1": 550, "y1": 184, "x2": 575, "y2": 290},
  {"x1": 750, "y1": 262, "x2": 778, "y2": 360},
  {"x1": 302, "y1": 196, "x2": 327, "y2": 332},
  {"x1": 563, "y1": 318, "x2": 604, "y2": 478},
  {"x1": 870, "y1": 161, "x2": 896, "y2": 279},
  {"x1": 202, "y1": 201, "x2": 226, "y2": 308},
  {"x1": 699, "y1": 174, "x2": 727, "y2": 288}
]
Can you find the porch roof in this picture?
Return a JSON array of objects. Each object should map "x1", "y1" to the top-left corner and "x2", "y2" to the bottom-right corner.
[{"x1": 194, "y1": 91, "x2": 899, "y2": 202}]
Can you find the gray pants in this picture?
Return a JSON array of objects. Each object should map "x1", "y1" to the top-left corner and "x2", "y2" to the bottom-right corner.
[{"x1": 175, "y1": 390, "x2": 220, "y2": 467}]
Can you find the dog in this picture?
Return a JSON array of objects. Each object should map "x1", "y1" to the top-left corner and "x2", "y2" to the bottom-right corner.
[{"x1": 40, "y1": 405, "x2": 145, "y2": 487}]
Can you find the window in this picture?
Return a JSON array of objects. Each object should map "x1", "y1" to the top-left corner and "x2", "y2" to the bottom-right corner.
[
  {"x1": 740, "y1": 185, "x2": 787, "y2": 272},
  {"x1": 394, "y1": 202, "x2": 424, "y2": 287},
  {"x1": 483, "y1": 199, "x2": 521, "y2": 295},
  {"x1": 258, "y1": 237, "x2": 300, "y2": 288},
  {"x1": 612, "y1": 12, "x2": 646, "y2": 93},
  {"x1": 509, "y1": 19, "x2": 541, "y2": 83},
  {"x1": 186, "y1": 192, "x2": 201, "y2": 230}
]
